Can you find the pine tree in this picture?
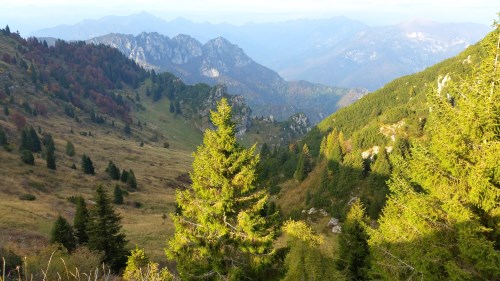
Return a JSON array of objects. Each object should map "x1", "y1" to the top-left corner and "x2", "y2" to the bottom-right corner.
[
  {"x1": 282, "y1": 220, "x2": 344, "y2": 281},
  {"x1": 81, "y1": 154, "x2": 95, "y2": 175},
  {"x1": 87, "y1": 185, "x2": 127, "y2": 272},
  {"x1": 106, "y1": 161, "x2": 120, "y2": 180},
  {"x1": 336, "y1": 199, "x2": 370, "y2": 280},
  {"x1": 46, "y1": 146, "x2": 56, "y2": 170},
  {"x1": 28, "y1": 127, "x2": 41, "y2": 152},
  {"x1": 120, "y1": 169, "x2": 129, "y2": 183},
  {"x1": 294, "y1": 144, "x2": 312, "y2": 181},
  {"x1": 113, "y1": 185, "x2": 123, "y2": 205},
  {"x1": 126, "y1": 169, "x2": 137, "y2": 189},
  {"x1": 50, "y1": 216, "x2": 76, "y2": 252},
  {"x1": 369, "y1": 25, "x2": 500, "y2": 280},
  {"x1": 73, "y1": 196, "x2": 89, "y2": 245},
  {"x1": 0, "y1": 128, "x2": 8, "y2": 146},
  {"x1": 167, "y1": 98, "x2": 275, "y2": 280}
]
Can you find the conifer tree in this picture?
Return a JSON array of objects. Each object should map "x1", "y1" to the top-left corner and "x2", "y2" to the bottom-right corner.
[
  {"x1": 167, "y1": 98, "x2": 274, "y2": 280},
  {"x1": 46, "y1": 146, "x2": 56, "y2": 170},
  {"x1": 294, "y1": 144, "x2": 312, "y2": 181},
  {"x1": 336, "y1": 199, "x2": 370, "y2": 280},
  {"x1": 87, "y1": 185, "x2": 127, "y2": 272},
  {"x1": 50, "y1": 216, "x2": 76, "y2": 252},
  {"x1": 106, "y1": 161, "x2": 120, "y2": 180},
  {"x1": 73, "y1": 196, "x2": 89, "y2": 245},
  {"x1": 81, "y1": 154, "x2": 95, "y2": 175},
  {"x1": 282, "y1": 220, "x2": 344, "y2": 281},
  {"x1": 120, "y1": 170, "x2": 129, "y2": 183},
  {"x1": 126, "y1": 169, "x2": 137, "y2": 189},
  {"x1": 369, "y1": 25, "x2": 500, "y2": 280},
  {"x1": 113, "y1": 185, "x2": 123, "y2": 205},
  {"x1": 0, "y1": 128, "x2": 8, "y2": 146},
  {"x1": 28, "y1": 126, "x2": 41, "y2": 152}
]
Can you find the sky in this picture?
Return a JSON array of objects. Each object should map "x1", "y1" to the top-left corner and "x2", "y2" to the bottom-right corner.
[{"x1": 1, "y1": 0, "x2": 499, "y2": 36}]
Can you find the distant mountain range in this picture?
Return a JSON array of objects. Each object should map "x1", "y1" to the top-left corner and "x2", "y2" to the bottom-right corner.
[
  {"x1": 31, "y1": 12, "x2": 491, "y2": 90},
  {"x1": 88, "y1": 32, "x2": 366, "y2": 122}
]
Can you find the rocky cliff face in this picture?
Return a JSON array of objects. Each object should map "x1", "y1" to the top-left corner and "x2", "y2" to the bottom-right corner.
[{"x1": 88, "y1": 33, "x2": 365, "y2": 123}]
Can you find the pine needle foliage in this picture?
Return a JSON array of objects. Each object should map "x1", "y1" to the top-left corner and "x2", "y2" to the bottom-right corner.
[
  {"x1": 167, "y1": 98, "x2": 275, "y2": 280},
  {"x1": 369, "y1": 23, "x2": 500, "y2": 280}
]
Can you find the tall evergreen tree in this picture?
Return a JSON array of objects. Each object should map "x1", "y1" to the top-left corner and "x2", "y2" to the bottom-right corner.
[
  {"x1": 87, "y1": 185, "x2": 127, "y2": 272},
  {"x1": 28, "y1": 126, "x2": 41, "y2": 152},
  {"x1": 0, "y1": 128, "x2": 8, "y2": 146},
  {"x1": 113, "y1": 185, "x2": 124, "y2": 205},
  {"x1": 282, "y1": 220, "x2": 344, "y2": 281},
  {"x1": 46, "y1": 146, "x2": 56, "y2": 170},
  {"x1": 73, "y1": 196, "x2": 89, "y2": 245},
  {"x1": 369, "y1": 25, "x2": 500, "y2": 280},
  {"x1": 336, "y1": 200, "x2": 370, "y2": 280},
  {"x1": 167, "y1": 98, "x2": 275, "y2": 280},
  {"x1": 126, "y1": 169, "x2": 137, "y2": 189},
  {"x1": 81, "y1": 154, "x2": 95, "y2": 175},
  {"x1": 106, "y1": 161, "x2": 121, "y2": 180},
  {"x1": 294, "y1": 144, "x2": 312, "y2": 181},
  {"x1": 50, "y1": 216, "x2": 76, "y2": 252}
]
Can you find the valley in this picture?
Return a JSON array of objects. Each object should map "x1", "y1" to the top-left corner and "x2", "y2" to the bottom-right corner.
[{"x1": 0, "y1": 6, "x2": 498, "y2": 280}]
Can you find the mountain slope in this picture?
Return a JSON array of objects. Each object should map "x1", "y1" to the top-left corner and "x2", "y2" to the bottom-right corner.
[
  {"x1": 262, "y1": 23, "x2": 491, "y2": 223},
  {"x1": 32, "y1": 12, "x2": 490, "y2": 90},
  {"x1": 0, "y1": 29, "x2": 308, "y2": 260},
  {"x1": 88, "y1": 32, "x2": 365, "y2": 122}
]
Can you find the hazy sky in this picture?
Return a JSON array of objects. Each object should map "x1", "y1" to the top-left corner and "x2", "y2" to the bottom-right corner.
[{"x1": 2, "y1": 0, "x2": 499, "y2": 36}]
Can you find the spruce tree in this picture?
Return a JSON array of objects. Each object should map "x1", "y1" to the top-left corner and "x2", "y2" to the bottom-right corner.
[
  {"x1": 294, "y1": 144, "x2": 312, "y2": 181},
  {"x1": 50, "y1": 216, "x2": 76, "y2": 252},
  {"x1": 126, "y1": 169, "x2": 137, "y2": 189},
  {"x1": 81, "y1": 154, "x2": 95, "y2": 175},
  {"x1": 87, "y1": 185, "x2": 127, "y2": 272},
  {"x1": 46, "y1": 146, "x2": 56, "y2": 170},
  {"x1": 167, "y1": 98, "x2": 275, "y2": 280},
  {"x1": 0, "y1": 128, "x2": 8, "y2": 146},
  {"x1": 336, "y1": 199, "x2": 370, "y2": 280},
  {"x1": 113, "y1": 185, "x2": 123, "y2": 205},
  {"x1": 120, "y1": 170, "x2": 129, "y2": 183},
  {"x1": 73, "y1": 196, "x2": 89, "y2": 245},
  {"x1": 28, "y1": 126, "x2": 41, "y2": 152},
  {"x1": 106, "y1": 161, "x2": 120, "y2": 180},
  {"x1": 369, "y1": 25, "x2": 500, "y2": 280}
]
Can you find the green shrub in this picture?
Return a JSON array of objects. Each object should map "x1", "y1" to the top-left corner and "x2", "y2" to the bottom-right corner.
[{"x1": 19, "y1": 193, "x2": 36, "y2": 201}]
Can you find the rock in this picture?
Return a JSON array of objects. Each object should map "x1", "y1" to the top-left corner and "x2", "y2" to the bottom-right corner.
[
  {"x1": 307, "y1": 207, "x2": 317, "y2": 215},
  {"x1": 319, "y1": 209, "x2": 328, "y2": 217},
  {"x1": 328, "y1": 218, "x2": 339, "y2": 227},
  {"x1": 332, "y1": 225, "x2": 342, "y2": 234}
]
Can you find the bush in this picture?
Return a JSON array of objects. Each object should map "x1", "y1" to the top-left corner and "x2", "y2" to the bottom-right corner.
[
  {"x1": 20, "y1": 149, "x2": 34, "y2": 165},
  {"x1": 19, "y1": 193, "x2": 36, "y2": 200},
  {"x1": 26, "y1": 245, "x2": 104, "y2": 281},
  {"x1": 269, "y1": 184, "x2": 281, "y2": 195}
]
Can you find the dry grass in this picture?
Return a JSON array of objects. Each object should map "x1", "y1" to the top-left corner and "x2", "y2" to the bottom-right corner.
[{"x1": 0, "y1": 90, "x2": 196, "y2": 262}]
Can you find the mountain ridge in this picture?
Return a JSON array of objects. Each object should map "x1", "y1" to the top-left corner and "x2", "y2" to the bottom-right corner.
[
  {"x1": 32, "y1": 12, "x2": 490, "y2": 90},
  {"x1": 88, "y1": 32, "x2": 366, "y2": 122}
]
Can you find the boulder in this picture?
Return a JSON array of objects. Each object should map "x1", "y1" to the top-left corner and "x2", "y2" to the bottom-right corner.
[
  {"x1": 332, "y1": 225, "x2": 342, "y2": 234},
  {"x1": 328, "y1": 218, "x2": 339, "y2": 227}
]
